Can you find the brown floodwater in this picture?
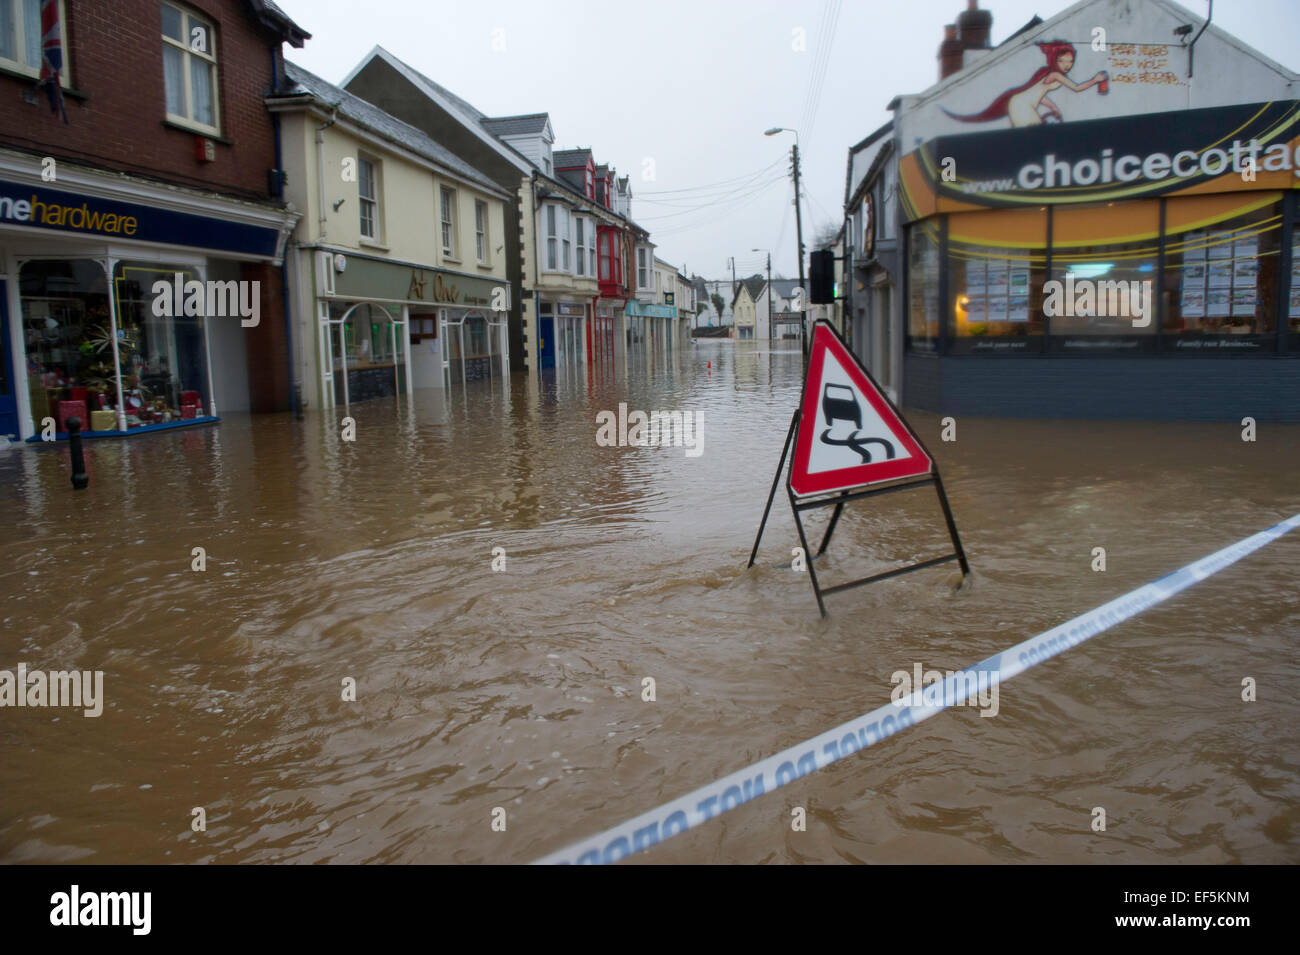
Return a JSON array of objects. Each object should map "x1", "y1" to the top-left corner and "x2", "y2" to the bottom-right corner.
[{"x1": 2, "y1": 339, "x2": 1298, "y2": 864}]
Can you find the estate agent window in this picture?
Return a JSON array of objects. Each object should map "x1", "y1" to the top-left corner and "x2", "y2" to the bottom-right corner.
[{"x1": 161, "y1": 2, "x2": 219, "y2": 134}]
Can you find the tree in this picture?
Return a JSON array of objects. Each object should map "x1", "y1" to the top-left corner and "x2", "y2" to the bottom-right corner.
[
  {"x1": 812, "y1": 222, "x2": 840, "y2": 251},
  {"x1": 710, "y1": 292, "x2": 725, "y2": 320}
]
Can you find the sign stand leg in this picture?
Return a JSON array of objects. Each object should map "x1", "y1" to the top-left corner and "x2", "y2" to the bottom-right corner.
[
  {"x1": 747, "y1": 409, "x2": 800, "y2": 568},
  {"x1": 787, "y1": 481, "x2": 827, "y2": 618},
  {"x1": 933, "y1": 470, "x2": 970, "y2": 579},
  {"x1": 816, "y1": 491, "x2": 849, "y2": 557}
]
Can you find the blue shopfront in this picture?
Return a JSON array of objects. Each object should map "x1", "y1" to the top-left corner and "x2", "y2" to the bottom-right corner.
[
  {"x1": 0, "y1": 163, "x2": 295, "y2": 443},
  {"x1": 625, "y1": 301, "x2": 676, "y2": 351}
]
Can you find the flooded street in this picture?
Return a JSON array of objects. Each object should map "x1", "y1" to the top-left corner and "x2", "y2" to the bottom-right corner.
[{"x1": 2, "y1": 340, "x2": 1299, "y2": 865}]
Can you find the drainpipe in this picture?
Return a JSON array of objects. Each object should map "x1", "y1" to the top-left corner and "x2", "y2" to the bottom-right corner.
[
  {"x1": 271, "y1": 46, "x2": 301, "y2": 419},
  {"x1": 316, "y1": 108, "x2": 337, "y2": 240},
  {"x1": 1188, "y1": 0, "x2": 1212, "y2": 79},
  {"x1": 531, "y1": 172, "x2": 541, "y2": 370}
]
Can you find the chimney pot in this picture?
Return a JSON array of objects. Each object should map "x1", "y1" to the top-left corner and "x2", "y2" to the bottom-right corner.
[
  {"x1": 957, "y1": 1, "x2": 993, "y2": 51},
  {"x1": 939, "y1": 23, "x2": 964, "y2": 80}
]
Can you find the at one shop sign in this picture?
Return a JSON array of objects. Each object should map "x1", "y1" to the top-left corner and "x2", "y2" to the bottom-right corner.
[{"x1": 911, "y1": 100, "x2": 1300, "y2": 212}]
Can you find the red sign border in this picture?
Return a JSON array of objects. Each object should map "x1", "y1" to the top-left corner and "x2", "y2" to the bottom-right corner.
[{"x1": 789, "y1": 321, "x2": 933, "y2": 497}]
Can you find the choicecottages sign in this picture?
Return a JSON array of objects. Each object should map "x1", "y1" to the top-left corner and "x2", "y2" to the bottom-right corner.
[{"x1": 906, "y1": 100, "x2": 1300, "y2": 215}]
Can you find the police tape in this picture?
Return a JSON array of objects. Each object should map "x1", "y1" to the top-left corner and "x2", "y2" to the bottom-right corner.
[{"x1": 533, "y1": 512, "x2": 1300, "y2": 865}]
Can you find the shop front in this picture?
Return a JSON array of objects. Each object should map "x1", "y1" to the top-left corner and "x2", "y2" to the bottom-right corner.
[
  {"x1": 590, "y1": 302, "x2": 616, "y2": 365},
  {"x1": 626, "y1": 301, "x2": 675, "y2": 350},
  {"x1": 535, "y1": 299, "x2": 590, "y2": 372},
  {"x1": 1, "y1": 164, "x2": 294, "y2": 443},
  {"x1": 311, "y1": 252, "x2": 509, "y2": 405},
  {"x1": 897, "y1": 99, "x2": 1300, "y2": 419}
]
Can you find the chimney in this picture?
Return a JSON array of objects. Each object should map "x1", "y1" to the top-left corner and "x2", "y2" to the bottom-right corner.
[
  {"x1": 957, "y1": 0, "x2": 993, "y2": 50},
  {"x1": 938, "y1": 23, "x2": 964, "y2": 80}
]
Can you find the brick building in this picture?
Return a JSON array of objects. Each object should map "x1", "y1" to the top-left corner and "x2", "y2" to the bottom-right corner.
[{"x1": 0, "y1": 0, "x2": 309, "y2": 443}]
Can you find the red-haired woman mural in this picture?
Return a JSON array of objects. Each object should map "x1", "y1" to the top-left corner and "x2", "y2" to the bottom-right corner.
[{"x1": 944, "y1": 40, "x2": 1108, "y2": 127}]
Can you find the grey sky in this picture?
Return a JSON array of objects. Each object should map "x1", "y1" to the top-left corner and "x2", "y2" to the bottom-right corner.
[{"x1": 275, "y1": 0, "x2": 1300, "y2": 281}]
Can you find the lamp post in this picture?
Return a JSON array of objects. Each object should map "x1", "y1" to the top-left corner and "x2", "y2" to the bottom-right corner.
[
  {"x1": 752, "y1": 248, "x2": 772, "y2": 341},
  {"x1": 765, "y1": 127, "x2": 806, "y2": 361}
]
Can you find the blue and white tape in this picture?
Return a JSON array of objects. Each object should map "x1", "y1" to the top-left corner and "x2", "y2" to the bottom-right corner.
[{"x1": 534, "y1": 513, "x2": 1300, "y2": 865}]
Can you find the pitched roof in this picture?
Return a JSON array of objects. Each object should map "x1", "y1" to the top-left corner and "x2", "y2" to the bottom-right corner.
[
  {"x1": 769, "y1": 279, "x2": 801, "y2": 301},
  {"x1": 480, "y1": 113, "x2": 551, "y2": 137},
  {"x1": 733, "y1": 274, "x2": 766, "y2": 306},
  {"x1": 553, "y1": 148, "x2": 593, "y2": 169},
  {"x1": 341, "y1": 47, "x2": 534, "y2": 175},
  {"x1": 279, "y1": 61, "x2": 506, "y2": 197},
  {"x1": 246, "y1": 0, "x2": 310, "y2": 46}
]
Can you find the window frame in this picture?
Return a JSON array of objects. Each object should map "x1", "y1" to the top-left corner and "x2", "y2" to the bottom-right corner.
[
  {"x1": 574, "y1": 216, "x2": 586, "y2": 277},
  {"x1": 1, "y1": 0, "x2": 70, "y2": 81},
  {"x1": 545, "y1": 204, "x2": 558, "y2": 272},
  {"x1": 160, "y1": 1, "x2": 220, "y2": 135},
  {"x1": 475, "y1": 199, "x2": 489, "y2": 265},
  {"x1": 560, "y1": 206, "x2": 571, "y2": 271},
  {"x1": 357, "y1": 154, "x2": 380, "y2": 242},
  {"x1": 440, "y1": 186, "x2": 458, "y2": 259}
]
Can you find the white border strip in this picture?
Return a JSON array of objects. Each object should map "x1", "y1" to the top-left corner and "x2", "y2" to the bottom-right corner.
[{"x1": 535, "y1": 513, "x2": 1300, "y2": 865}]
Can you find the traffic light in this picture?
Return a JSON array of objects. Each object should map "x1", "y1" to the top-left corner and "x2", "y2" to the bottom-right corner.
[{"x1": 809, "y1": 249, "x2": 834, "y2": 304}]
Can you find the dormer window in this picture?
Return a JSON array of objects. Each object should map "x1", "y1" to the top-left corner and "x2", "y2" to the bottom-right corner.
[{"x1": 585, "y1": 167, "x2": 594, "y2": 200}]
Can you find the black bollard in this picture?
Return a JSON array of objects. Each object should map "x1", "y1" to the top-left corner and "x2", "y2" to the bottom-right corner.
[{"x1": 67, "y1": 417, "x2": 89, "y2": 490}]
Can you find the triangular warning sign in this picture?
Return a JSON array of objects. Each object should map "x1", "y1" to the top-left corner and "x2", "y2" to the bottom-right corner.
[{"x1": 789, "y1": 322, "x2": 932, "y2": 497}]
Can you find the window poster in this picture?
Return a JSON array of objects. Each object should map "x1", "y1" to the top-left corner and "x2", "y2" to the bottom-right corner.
[
  {"x1": 1206, "y1": 287, "x2": 1231, "y2": 318},
  {"x1": 986, "y1": 260, "x2": 1008, "y2": 321},
  {"x1": 1007, "y1": 268, "x2": 1030, "y2": 322},
  {"x1": 1181, "y1": 260, "x2": 1207, "y2": 317},
  {"x1": 1207, "y1": 238, "x2": 1232, "y2": 260},
  {"x1": 1184, "y1": 232, "x2": 1208, "y2": 261},
  {"x1": 1181, "y1": 287, "x2": 1206, "y2": 318},
  {"x1": 1207, "y1": 260, "x2": 1233, "y2": 287},
  {"x1": 1231, "y1": 287, "x2": 1255, "y2": 317},
  {"x1": 1291, "y1": 245, "x2": 1300, "y2": 319},
  {"x1": 965, "y1": 258, "x2": 986, "y2": 323}
]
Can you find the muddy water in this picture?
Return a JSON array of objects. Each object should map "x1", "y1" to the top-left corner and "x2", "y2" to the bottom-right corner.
[{"x1": 1, "y1": 340, "x2": 1298, "y2": 864}]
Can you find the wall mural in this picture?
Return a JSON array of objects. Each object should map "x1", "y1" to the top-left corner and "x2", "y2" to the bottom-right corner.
[{"x1": 943, "y1": 40, "x2": 1109, "y2": 127}]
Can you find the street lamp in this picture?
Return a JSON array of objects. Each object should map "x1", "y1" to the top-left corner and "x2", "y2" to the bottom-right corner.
[
  {"x1": 752, "y1": 248, "x2": 772, "y2": 342},
  {"x1": 764, "y1": 127, "x2": 806, "y2": 361}
]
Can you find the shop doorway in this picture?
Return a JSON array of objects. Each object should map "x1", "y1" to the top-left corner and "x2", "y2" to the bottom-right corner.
[
  {"x1": 442, "y1": 309, "x2": 507, "y2": 385},
  {"x1": 0, "y1": 281, "x2": 16, "y2": 439},
  {"x1": 538, "y1": 315, "x2": 555, "y2": 369},
  {"x1": 324, "y1": 301, "x2": 406, "y2": 406}
]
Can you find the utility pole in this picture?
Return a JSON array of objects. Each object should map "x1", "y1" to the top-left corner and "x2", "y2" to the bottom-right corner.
[
  {"x1": 765, "y1": 252, "x2": 772, "y2": 341},
  {"x1": 729, "y1": 257, "x2": 737, "y2": 327},
  {"x1": 791, "y1": 143, "x2": 807, "y2": 361}
]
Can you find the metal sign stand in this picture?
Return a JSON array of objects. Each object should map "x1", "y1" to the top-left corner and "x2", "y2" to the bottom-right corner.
[{"x1": 748, "y1": 409, "x2": 970, "y2": 618}]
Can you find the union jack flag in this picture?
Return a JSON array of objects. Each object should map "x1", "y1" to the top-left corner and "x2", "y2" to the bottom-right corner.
[{"x1": 38, "y1": 0, "x2": 68, "y2": 123}]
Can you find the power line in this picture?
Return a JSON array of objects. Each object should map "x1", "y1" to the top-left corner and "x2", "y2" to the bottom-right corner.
[
  {"x1": 636, "y1": 157, "x2": 785, "y2": 197},
  {"x1": 635, "y1": 173, "x2": 788, "y2": 224}
]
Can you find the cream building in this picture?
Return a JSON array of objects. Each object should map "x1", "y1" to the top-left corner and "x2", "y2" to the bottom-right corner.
[{"x1": 269, "y1": 61, "x2": 513, "y2": 412}]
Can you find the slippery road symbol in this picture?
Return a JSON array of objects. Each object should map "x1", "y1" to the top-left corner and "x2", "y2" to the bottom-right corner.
[{"x1": 819, "y1": 383, "x2": 896, "y2": 464}]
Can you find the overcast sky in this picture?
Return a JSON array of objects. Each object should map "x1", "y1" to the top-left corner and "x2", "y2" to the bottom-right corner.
[{"x1": 274, "y1": 0, "x2": 1300, "y2": 282}]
